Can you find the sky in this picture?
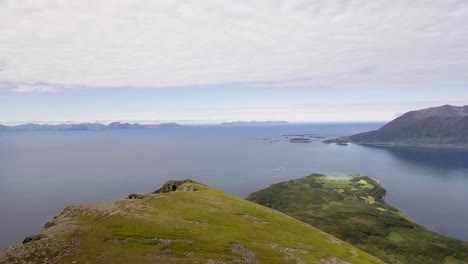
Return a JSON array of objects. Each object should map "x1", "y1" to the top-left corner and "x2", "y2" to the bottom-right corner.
[{"x1": 1, "y1": 0, "x2": 467, "y2": 124}]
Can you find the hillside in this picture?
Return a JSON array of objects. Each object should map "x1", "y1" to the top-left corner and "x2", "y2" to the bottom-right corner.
[
  {"x1": 248, "y1": 174, "x2": 468, "y2": 264},
  {"x1": 347, "y1": 105, "x2": 468, "y2": 148},
  {"x1": 0, "y1": 180, "x2": 382, "y2": 264}
]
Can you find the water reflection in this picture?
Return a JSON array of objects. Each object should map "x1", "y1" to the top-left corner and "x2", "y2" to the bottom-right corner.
[{"x1": 364, "y1": 145, "x2": 468, "y2": 170}]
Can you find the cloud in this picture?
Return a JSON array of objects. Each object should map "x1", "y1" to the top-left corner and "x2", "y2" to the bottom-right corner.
[
  {"x1": 12, "y1": 84, "x2": 60, "y2": 93},
  {"x1": 110, "y1": 101, "x2": 468, "y2": 123},
  {"x1": 0, "y1": 0, "x2": 467, "y2": 90},
  {"x1": 0, "y1": 60, "x2": 5, "y2": 71}
]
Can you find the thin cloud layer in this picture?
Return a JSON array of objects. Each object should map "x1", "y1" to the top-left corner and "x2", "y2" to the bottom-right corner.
[
  {"x1": 1, "y1": 0, "x2": 467, "y2": 91},
  {"x1": 12, "y1": 84, "x2": 60, "y2": 93}
]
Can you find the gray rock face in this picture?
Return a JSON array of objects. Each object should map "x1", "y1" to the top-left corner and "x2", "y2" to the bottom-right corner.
[{"x1": 153, "y1": 179, "x2": 197, "y2": 193}]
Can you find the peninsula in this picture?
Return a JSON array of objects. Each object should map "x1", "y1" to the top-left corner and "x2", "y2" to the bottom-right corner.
[{"x1": 248, "y1": 174, "x2": 468, "y2": 263}]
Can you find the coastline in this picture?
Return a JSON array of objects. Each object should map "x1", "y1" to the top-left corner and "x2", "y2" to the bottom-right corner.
[
  {"x1": 323, "y1": 137, "x2": 468, "y2": 150},
  {"x1": 355, "y1": 142, "x2": 468, "y2": 150}
]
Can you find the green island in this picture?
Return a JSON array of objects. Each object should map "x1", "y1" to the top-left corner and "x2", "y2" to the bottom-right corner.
[
  {"x1": 247, "y1": 174, "x2": 468, "y2": 264},
  {"x1": 0, "y1": 180, "x2": 382, "y2": 264}
]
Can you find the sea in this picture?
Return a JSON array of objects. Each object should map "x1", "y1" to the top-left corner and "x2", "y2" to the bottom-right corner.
[{"x1": 1, "y1": 123, "x2": 468, "y2": 249}]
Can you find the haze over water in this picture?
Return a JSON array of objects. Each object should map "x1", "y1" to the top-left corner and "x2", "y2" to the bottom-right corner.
[{"x1": 1, "y1": 123, "x2": 468, "y2": 249}]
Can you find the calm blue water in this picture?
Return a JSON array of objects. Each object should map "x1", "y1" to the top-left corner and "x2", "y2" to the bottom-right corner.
[{"x1": 1, "y1": 123, "x2": 468, "y2": 249}]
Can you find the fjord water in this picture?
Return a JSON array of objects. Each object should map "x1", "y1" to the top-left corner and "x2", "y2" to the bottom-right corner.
[{"x1": 1, "y1": 124, "x2": 468, "y2": 248}]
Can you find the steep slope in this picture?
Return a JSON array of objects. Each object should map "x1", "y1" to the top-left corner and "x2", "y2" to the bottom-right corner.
[
  {"x1": 0, "y1": 180, "x2": 382, "y2": 264},
  {"x1": 248, "y1": 174, "x2": 468, "y2": 264},
  {"x1": 349, "y1": 105, "x2": 468, "y2": 148}
]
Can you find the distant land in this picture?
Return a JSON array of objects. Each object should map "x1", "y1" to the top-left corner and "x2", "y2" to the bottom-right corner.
[
  {"x1": 221, "y1": 120, "x2": 289, "y2": 126},
  {"x1": 324, "y1": 105, "x2": 468, "y2": 149},
  {"x1": 0, "y1": 122, "x2": 182, "y2": 132},
  {"x1": 248, "y1": 173, "x2": 468, "y2": 264},
  {"x1": 0, "y1": 180, "x2": 382, "y2": 263}
]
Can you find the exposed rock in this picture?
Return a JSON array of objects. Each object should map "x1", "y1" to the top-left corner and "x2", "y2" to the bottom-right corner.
[
  {"x1": 127, "y1": 193, "x2": 147, "y2": 199},
  {"x1": 147, "y1": 252, "x2": 174, "y2": 260},
  {"x1": 208, "y1": 244, "x2": 259, "y2": 264},
  {"x1": 43, "y1": 221, "x2": 55, "y2": 229},
  {"x1": 153, "y1": 179, "x2": 197, "y2": 193},
  {"x1": 318, "y1": 230, "x2": 343, "y2": 245},
  {"x1": 21, "y1": 237, "x2": 33, "y2": 244},
  {"x1": 320, "y1": 257, "x2": 352, "y2": 264},
  {"x1": 231, "y1": 243, "x2": 259, "y2": 263},
  {"x1": 22, "y1": 234, "x2": 45, "y2": 244},
  {"x1": 176, "y1": 183, "x2": 198, "y2": 192},
  {"x1": 270, "y1": 244, "x2": 308, "y2": 253},
  {"x1": 284, "y1": 255, "x2": 305, "y2": 264},
  {"x1": 350, "y1": 249, "x2": 359, "y2": 257}
]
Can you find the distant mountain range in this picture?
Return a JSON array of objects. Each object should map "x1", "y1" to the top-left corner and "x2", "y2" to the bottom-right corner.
[
  {"x1": 0, "y1": 122, "x2": 182, "y2": 132},
  {"x1": 221, "y1": 120, "x2": 289, "y2": 126},
  {"x1": 334, "y1": 105, "x2": 468, "y2": 148}
]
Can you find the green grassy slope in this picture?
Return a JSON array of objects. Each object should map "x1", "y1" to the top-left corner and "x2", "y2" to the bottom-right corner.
[
  {"x1": 247, "y1": 174, "x2": 468, "y2": 264},
  {"x1": 0, "y1": 181, "x2": 382, "y2": 264}
]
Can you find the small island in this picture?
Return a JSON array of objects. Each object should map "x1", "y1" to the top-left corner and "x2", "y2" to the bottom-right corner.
[
  {"x1": 323, "y1": 138, "x2": 350, "y2": 145},
  {"x1": 283, "y1": 134, "x2": 326, "y2": 143},
  {"x1": 289, "y1": 137, "x2": 313, "y2": 143}
]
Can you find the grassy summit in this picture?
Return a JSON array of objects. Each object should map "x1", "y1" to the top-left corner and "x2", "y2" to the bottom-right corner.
[
  {"x1": 247, "y1": 174, "x2": 468, "y2": 264},
  {"x1": 0, "y1": 181, "x2": 382, "y2": 264}
]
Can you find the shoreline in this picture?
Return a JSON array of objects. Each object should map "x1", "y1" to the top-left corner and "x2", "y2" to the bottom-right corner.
[
  {"x1": 356, "y1": 142, "x2": 468, "y2": 150},
  {"x1": 323, "y1": 137, "x2": 468, "y2": 150}
]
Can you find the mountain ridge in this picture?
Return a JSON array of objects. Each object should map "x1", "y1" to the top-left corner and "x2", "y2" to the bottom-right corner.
[{"x1": 326, "y1": 105, "x2": 468, "y2": 148}]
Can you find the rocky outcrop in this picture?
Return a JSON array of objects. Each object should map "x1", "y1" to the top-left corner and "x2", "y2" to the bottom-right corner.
[
  {"x1": 127, "y1": 193, "x2": 148, "y2": 199},
  {"x1": 152, "y1": 179, "x2": 197, "y2": 193},
  {"x1": 128, "y1": 179, "x2": 197, "y2": 199},
  {"x1": 22, "y1": 235, "x2": 44, "y2": 244},
  {"x1": 320, "y1": 257, "x2": 352, "y2": 264}
]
